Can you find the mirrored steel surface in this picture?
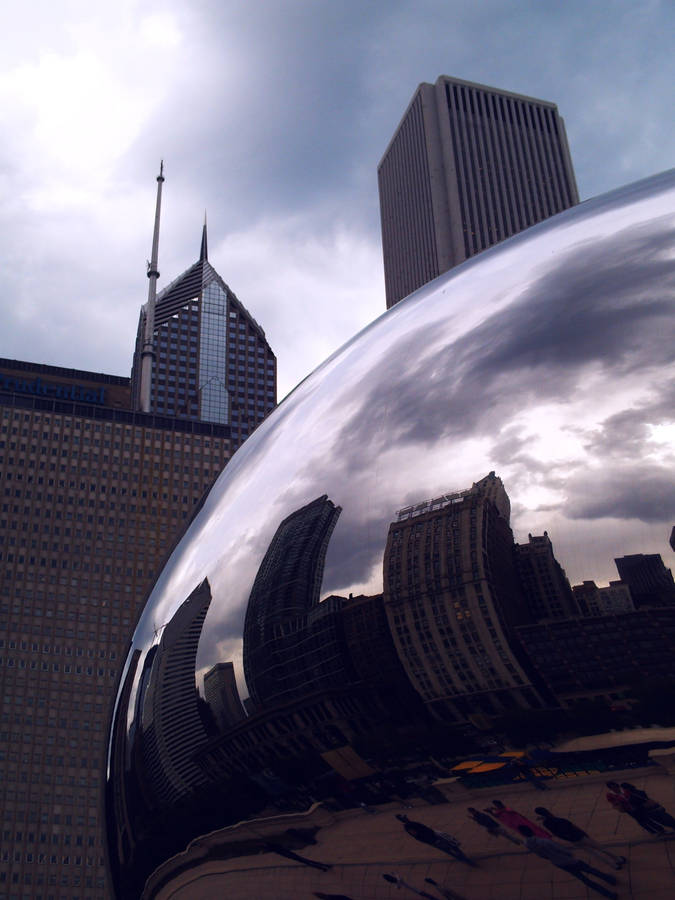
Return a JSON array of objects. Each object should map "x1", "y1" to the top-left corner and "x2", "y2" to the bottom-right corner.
[{"x1": 106, "y1": 171, "x2": 675, "y2": 898}]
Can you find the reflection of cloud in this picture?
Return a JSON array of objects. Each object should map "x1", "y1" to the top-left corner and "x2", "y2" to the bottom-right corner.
[
  {"x1": 580, "y1": 379, "x2": 675, "y2": 459},
  {"x1": 567, "y1": 463, "x2": 675, "y2": 523},
  {"x1": 336, "y1": 220, "x2": 675, "y2": 463}
]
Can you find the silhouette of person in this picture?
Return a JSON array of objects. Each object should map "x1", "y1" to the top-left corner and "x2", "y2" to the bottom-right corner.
[
  {"x1": 534, "y1": 806, "x2": 625, "y2": 868},
  {"x1": 519, "y1": 825, "x2": 618, "y2": 899},
  {"x1": 424, "y1": 875, "x2": 468, "y2": 899},
  {"x1": 263, "y1": 841, "x2": 331, "y2": 871},
  {"x1": 620, "y1": 782, "x2": 675, "y2": 830},
  {"x1": 605, "y1": 781, "x2": 663, "y2": 834},
  {"x1": 395, "y1": 814, "x2": 477, "y2": 866},
  {"x1": 382, "y1": 872, "x2": 437, "y2": 898},
  {"x1": 467, "y1": 807, "x2": 521, "y2": 845},
  {"x1": 484, "y1": 800, "x2": 550, "y2": 838}
]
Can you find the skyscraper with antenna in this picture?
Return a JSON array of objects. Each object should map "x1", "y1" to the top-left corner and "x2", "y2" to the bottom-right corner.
[{"x1": 131, "y1": 167, "x2": 277, "y2": 449}]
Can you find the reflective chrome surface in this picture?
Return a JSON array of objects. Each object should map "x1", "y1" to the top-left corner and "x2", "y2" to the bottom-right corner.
[{"x1": 106, "y1": 171, "x2": 675, "y2": 897}]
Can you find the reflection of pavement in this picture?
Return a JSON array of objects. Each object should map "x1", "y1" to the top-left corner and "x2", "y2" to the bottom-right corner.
[
  {"x1": 150, "y1": 768, "x2": 675, "y2": 899},
  {"x1": 553, "y1": 727, "x2": 675, "y2": 753}
]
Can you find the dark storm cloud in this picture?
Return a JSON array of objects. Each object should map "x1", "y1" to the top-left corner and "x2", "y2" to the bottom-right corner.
[
  {"x1": 567, "y1": 464, "x2": 675, "y2": 523},
  {"x1": 581, "y1": 378, "x2": 675, "y2": 458}
]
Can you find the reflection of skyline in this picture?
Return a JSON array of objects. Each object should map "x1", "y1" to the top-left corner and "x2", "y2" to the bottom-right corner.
[
  {"x1": 243, "y1": 494, "x2": 342, "y2": 708},
  {"x1": 383, "y1": 472, "x2": 544, "y2": 722},
  {"x1": 139, "y1": 579, "x2": 212, "y2": 807}
]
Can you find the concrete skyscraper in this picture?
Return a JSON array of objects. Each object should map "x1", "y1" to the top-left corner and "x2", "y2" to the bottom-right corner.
[{"x1": 378, "y1": 75, "x2": 579, "y2": 307}]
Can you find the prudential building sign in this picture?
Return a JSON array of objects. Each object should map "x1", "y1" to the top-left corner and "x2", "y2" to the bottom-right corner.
[{"x1": 0, "y1": 374, "x2": 106, "y2": 405}]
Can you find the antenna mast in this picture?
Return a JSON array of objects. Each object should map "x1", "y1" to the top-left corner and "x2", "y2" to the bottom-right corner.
[{"x1": 139, "y1": 160, "x2": 165, "y2": 413}]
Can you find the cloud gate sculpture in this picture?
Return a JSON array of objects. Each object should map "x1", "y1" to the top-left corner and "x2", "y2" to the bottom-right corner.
[{"x1": 106, "y1": 171, "x2": 675, "y2": 898}]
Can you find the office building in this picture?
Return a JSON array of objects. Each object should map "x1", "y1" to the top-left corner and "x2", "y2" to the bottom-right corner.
[
  {"x1": 378, "y1": 75, "x2": 578, "y2": 307},
  {"x1": 203, "y1": 662, "x2": 245, "y2": 732},
  {"x1": 572, "y1": 580, "x2": 635, "y2": 617},
  {"x1": 243, "y1": 495, "x2": 343, "y2": 709},
  {"x1": 0, "y1": 359, "x2": 232, "y2": 897},
  {"x1": 130, "y1": 223, "x2": 277, "y2": 449},
  {"x1": 382, "y1": 472, "x2": 543, "y2": 722},
  {"x1": 514, "y1": 532, "x2": 579, "y2": 620},
  {"x1": 614, "y1": 553, "x2": 675, "y2": 608},
  {"x1": 517, "y1": 608, "x2": 675, "y2": 706}
]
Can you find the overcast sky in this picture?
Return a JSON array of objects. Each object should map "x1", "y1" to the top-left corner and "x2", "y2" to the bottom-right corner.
[{"x1": 1, "y1": 0, "x2": 673, "y2": 399}]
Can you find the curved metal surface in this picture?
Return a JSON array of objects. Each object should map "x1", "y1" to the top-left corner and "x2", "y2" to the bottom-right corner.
[{"x1": 105, "y1": 171, "x2": 675, "y2": 897}]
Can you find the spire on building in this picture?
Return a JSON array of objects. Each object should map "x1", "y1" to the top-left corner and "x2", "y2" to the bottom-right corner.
[
  {"x1": 200, "y1": 212, "x2": 208, "y2": 261},
  {"x1": 139, "y1": 160, "x2": 165, "y2": 413}
]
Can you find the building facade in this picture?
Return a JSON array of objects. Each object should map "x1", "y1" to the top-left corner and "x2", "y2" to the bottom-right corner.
[
  {"x1": 378, "y1": 75, "x2": 578, "y2": 307},
  {"x1": 382, "y1": 472, "x2": 543, "y2": 722},
  {"x1": 0, "y1": 359, "x2": 232, "y2": 898},
  {"x1": 517, "y1": 608, "x2": 675, "y2": 706},
  {"x1": 614, "y1": 553, "x2": 675, "y2": 608},
  {"x1": 130, "y1": 225, "x2": 277, "y2": 450},
  {"x1": 514, "y1": 532, "x2": 579, "y2": 620}
]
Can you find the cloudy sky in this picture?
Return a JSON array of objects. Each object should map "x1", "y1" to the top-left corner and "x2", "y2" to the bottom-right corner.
[{"x1": 1, "y1": 0, "x2": 674, "y2": 398}]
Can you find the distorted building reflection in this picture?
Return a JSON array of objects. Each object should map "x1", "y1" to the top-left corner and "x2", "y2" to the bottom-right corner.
[
  {"x1": 514, "y1": 532, "x2": 580, "y2": 619},
  {"x1": 203, "y1": 661, "x2": 246, "y2": 731},
  {"x1": 383, "y1": 472, "x2": 544, "y2": 722},
  {"x1": 243, "y1": 495, "x2": 343, "y2": 709},
  {"x1": 614, "y1": 553, "x2": 675, "y2": 608},
  {"x1": 139, "y1": 580, "x2": 212, "y2": 807}
]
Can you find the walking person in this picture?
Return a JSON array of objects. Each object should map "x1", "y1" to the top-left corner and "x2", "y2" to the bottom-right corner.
[
  {"x1": 621, "y1": 782, "x2": 675, "y2": 830},
  {"x1": 606, "y1": 781, "x2": 663, "y2": 835},
  {"x1": 395, "y1": 814, "x2": 477, "y2": 866},
  {"x1": 484, "y1": 799, "x2": 551, "y2": 838},
  {"x1": 467, "y1": 807, "x2": 521, "y2": 845},
  {"x1": 518, "y1": 825, "x2": 618, "y2": 899},
  {"x1": 534, "y1": 806, "x2": 626, "y2": 869},
  {"x1": 423, "y1": 875, "x2": 468, "y2": 900},
  {"x1": 262, "y1": 841, "x2": 332, "y2": 871},
  {"x1": 382, "y1": 872, "x2": 437, "y2": 898}
]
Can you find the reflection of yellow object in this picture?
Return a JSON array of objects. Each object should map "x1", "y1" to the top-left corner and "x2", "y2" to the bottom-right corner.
[
  {"x1": 320, "y1": 746, "x2": 375, "y2": 780},
  {"x1": 468, "y1": 762, "x2": 507, "y2": 773},
  {"x1": 452, "y1": 760, "x2": 482, "y2": 771},
  {"x1": 500, "y1": 751, "x2": 526, "y2": 758}
]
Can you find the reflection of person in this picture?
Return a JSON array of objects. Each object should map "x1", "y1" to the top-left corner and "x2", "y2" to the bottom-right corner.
[
  {"x1": 484, "y1": 800, "x2": 550, "y2": 838},
  {"x1": 382, "y1": 872, "x2": 437, "y2": 898},
  {"x1": 519, "y1": 826, "x2": 618, "y2": 899},
  {"x1": 534, "y1": 806, "x2": 625, "y2": 868},
  {"x1": 263, "y1": 841, "x2": 332, "y2": 871},
  {"x1": 395, "y1": 815, "x2": 477, "y2": 866},
  {"x1": 424, "y1": 875, "x2": 468, "y2": 900},
  {"x1": 620, "y1": 782, "x2": 675, "y2": 830},
  {"x1": 313, "y1": 893, "x2": 356, "y2": 900},
  {"x1": 467, "y1": 807, "x2": 521, "y2": 844},
  {"x1": 605, "y1": 782, "x2": 663, "y2": 834}
]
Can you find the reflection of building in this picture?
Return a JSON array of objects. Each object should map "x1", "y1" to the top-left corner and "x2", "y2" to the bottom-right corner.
[
  {"x1": 383, "y1": 472, "x2": 542, "y2": 721},
  {"x1": 0, "y1": 358, "x2": 231, "y2": 898},
  {"x1": 204, "y1": 661, "x2": 246, "y2": 731},
  {"x1": 572, "y1": 580, "x2": 635, "y2": 617},
  {"x1": 514, "y1": 532, "x2": 579, "y2": 620},
  {"x1": 614, "y1": 553, "x2": 675, "y2": 608},
  {"x1": 131, "y1": 224, "x2": 276, "y2": 449},
  {"x1": 243, "y1": 495, "x2": 342, "y2": 708},
  {"x1": 141, "y1": 580, "x2": 212, "y2": 806},
  {"x1": 517, "y1": 608, "x2": 675, "y2": 706},
  {"x1": 378, "y1": 76, "x2": 578, "y2": 307}
]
